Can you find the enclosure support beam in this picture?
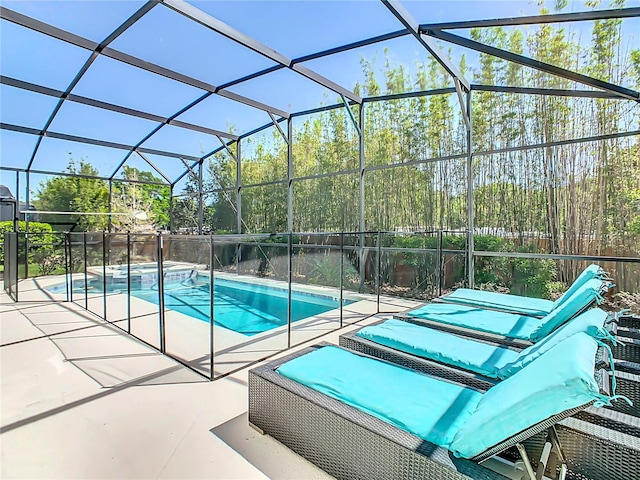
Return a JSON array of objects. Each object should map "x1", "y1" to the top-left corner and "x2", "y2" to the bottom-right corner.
[
  {"x1": 198, "y1": 160, "x2": 204, "y2": 235},
  {"x1": 136, "y1": 152, "x2": 173, "y2": 185},
  {"x1": 214, "y1": 137, "x2": 238, "y2": 162},
  {"x1": 169, "y1": 185, "x2": 174, "y2": 233},
  {"x1": 13, "y1": 172, "x2": 19, "y2": 233},
  {"x1": 269, "y1": 113, "x2": 289, "y2": 145},
  {"x1": 419, "y1": 7, "x2": 640, "y2": 30},
  {"x1": 455, "y1": 79, "x2": 471, "y2": 132},
  {"x1": 382, "y1": 0, "x2": 470, "y2": 91},
  {"x1": 466, "y1": 90, "x2": 474, "y2": 289},
  {"x1": 287, "y1": 118, "x2": 294, "y2": 232},
  {"x1": 0, "y1": 123, "x2": 201, "y2": 163},
  {"x1": 14, "y1": 1, "x2": 159, "y2": 171},
  {"x1": 161, "y1": 0, "x2": 362, "y2": 104},
  {"x1": 236, "y1": 141, "x2": 242, "y2": 234},
  {"x1": 359, "y1": 103, "x2": 366, "y2": 234},
  {"x1": 341, "y1": 95, "x2": 362, "y2": 137},
  {"x1": 470, "y1": 84, "x2": 627, "y2": 99},
  {"x1": 172, "y1": 159, "x2": 200, "y2": 188},
  {"x1": 108, "y1": 180, "x2": 113, "y2": 233},
  {"x1": 25, "y1": 172, "x2": 30, "y2": 278},
  {"x1": 0, "y1": 8, "x2": 290, "y2": 118},
  {"x1": 0, "y1": 165, "x2": 168, "y2": 187},
  {"x1": 1, "y1": 75, "x2": 240, "y2": 141},
  {"x1": 425, "y1": 29, "x2": 640, "y2": 101},
  {"x1": 358, "y1": 103, "x2": 366, "y2": 290}
]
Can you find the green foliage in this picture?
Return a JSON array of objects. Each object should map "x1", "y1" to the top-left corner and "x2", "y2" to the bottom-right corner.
[
  {"x1": 111, "y1": 166, "x2": 170, "y2": 231},
  {"x1": 34, "y1": 160, "x2": 109, "y2": 231},
  {"x1": 171, "y1": 0, "x2": 637, "y2": 288},
  {"x1": 387, "y1": 233, "x2": 558, "y2": 298},
  {"x1": 0, "y1": 221, "x2": 65, "y2": 276},
  {"x1": 308, "y1": 255, "x2": 343, "y2": 288}
]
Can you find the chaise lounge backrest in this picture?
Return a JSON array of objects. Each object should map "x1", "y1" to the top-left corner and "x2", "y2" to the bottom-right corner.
[
  {"x1": 551, "y1": 264, "x2": 607, "y2": 311},
  {"x1": 450, "y1": 332, "x2": 604, "y2": 459},
  {"x1": 528, "y1": 278, "x2": 607, "y2": 341},
  {"x1": 497, "y1": 308, "x2": 610, "y2": 379}
]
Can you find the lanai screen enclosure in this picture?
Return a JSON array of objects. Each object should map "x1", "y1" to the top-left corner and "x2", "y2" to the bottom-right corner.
[{"x1": 1, "y1": 1, "x2": 639, "y2": 311}]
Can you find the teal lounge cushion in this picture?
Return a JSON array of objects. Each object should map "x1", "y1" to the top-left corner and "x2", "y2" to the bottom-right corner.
[
  {"x1": 277, "y1": 345, "x2": 482, "y2": 450},
  {"x1": 441, "y1": 264, "x2": 604, "y2": 317},
  {"x1": 356, "y1": 308, "x2": 609, "y2": 380},
  {"x1": 356, "y1": 319, "x2": 519, "y2": 378},
  {"x1": 407, "y1": 278, "x2": 605, "y2": 341},
  {"x1": 450, "y1": 333, "x2": 602, "y2": 459},
  {"x1": 444, "y1": 289, "x2": 553, "y2": 317},
  {"x1": 407, "y1": 303, "x2": 542, "y2": 339},
  {"x1": 498, "y1": 308, "x2": 609, "y2": 379},
  {"x1": 528, "y1": 278, "x2": 604, "y2": 341},
  {"x1": 552, "y1": 264, "x2": 605, "y2": 311}
]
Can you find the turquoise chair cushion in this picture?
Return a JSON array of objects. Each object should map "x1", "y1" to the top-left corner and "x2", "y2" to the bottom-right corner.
[
  {"x1": 552, "y1": 264, "x2": 605, "y2": 311},
  {"x1": 407, "y1": 278, "x2": 605, "y2": 341},
  {"x1": 277, "y1": 345, "x2": 482, "y2": 450},
  {"x1": 528, "y1": 278, "x2": 604, "y2": 341},
  {"x1": 443, "y1": 289, "x2": 553, "y2": 317},
  {"x1": 356, "y1": 319, "x2": 518, "y2": 378},
  {"x1": 450, "y1": 333, "x2": 601, "y2": 459},
  {"x1": 356, "y1": 309, "x2": 608, "y2": 380},
  {"x1": 407, "y1": 303, "x2": 542, "y2": 340},
  {"x1": 498, "y1": 308, "x2": 608, "y2": 379},
  {"x1": 441, "y1": 264, "x2": 604, "y2": 317}
]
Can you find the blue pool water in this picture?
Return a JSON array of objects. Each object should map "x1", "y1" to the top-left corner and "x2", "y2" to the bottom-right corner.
[{"x1": 133, "y1": 278, "x2": 351, "y2": 336}]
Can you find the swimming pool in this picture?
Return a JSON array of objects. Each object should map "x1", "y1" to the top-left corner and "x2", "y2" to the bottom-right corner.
[{"x1": 134, "y1": 278, "x2": 352, "y2": 336}]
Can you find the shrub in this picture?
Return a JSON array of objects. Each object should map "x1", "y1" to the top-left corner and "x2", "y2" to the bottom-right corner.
[{"x1": 0, "y1": 221, "x2": 65, "y2": 276}]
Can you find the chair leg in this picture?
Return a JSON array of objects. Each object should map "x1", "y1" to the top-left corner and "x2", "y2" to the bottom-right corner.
[
  {"x1": 515, "y1": 443, "x2": 536, "y2": 480},
  {"x1": 516, "y1": 427, "x2": 568, "y2": 480},
  {"x1": 534, "y1": 427, "x2": 568, "y2": 480}
]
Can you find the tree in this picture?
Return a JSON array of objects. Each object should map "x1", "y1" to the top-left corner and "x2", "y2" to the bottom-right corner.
[
  {"x1": 34, "y1": 159, "x2": 109, "y2": 231},
  {"x1": 111, "y1": 166, "x2": 170, "y2": 232}
]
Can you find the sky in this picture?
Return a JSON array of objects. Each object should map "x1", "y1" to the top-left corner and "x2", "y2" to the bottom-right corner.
[{"x1": 1, "y1": 0, "x2": 639, "y2": 197}]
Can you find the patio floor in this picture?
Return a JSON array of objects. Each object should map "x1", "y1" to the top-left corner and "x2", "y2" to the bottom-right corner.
[{"x1": 1, "y1": 278, "x2": 428, "y2": 479}]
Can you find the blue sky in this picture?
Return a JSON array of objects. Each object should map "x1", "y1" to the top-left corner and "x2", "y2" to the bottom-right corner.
[{"x1": 1, "y1": 0, "x2": 639, "y2": 195}]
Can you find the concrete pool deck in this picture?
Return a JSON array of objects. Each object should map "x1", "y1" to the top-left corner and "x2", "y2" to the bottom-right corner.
[{"x1": 1, "y1": 276, "x2": 423, "y2": 479}]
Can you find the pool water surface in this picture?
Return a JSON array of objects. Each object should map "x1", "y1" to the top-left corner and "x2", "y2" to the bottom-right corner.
[{"x1": 133, "y1": 278, "x2": 352, "y2": 336}]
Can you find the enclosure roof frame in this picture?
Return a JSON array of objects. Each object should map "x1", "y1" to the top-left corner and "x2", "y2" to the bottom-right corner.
[{"x1": 0, "y1": 2, "x2": 638, "y2": 186}]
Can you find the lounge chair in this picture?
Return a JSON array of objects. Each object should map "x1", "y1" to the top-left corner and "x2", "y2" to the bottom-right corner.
[
  {"x1": 340, "y1": 310, "x2": 640, "y2": 417},
  {"x1": 437, "y1": 264, "x2": 608, "y2": 317},
  {"x1": 350, "y1": 309, "x2": 614, "y2": 380},
  {"x1": 339, "y1": 322, "x2": 640, "y2": 479},
  {"x1": 397, "y1": 278, "x2": 608, "y2": 345},
  {"x1": 249, "y1": 334, "x2": 635, "y2": 480}
]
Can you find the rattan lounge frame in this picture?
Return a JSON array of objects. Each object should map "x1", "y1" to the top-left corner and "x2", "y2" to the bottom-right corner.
[{"x1": 248, "y1": 343, "x2": 611, "y2": 480}]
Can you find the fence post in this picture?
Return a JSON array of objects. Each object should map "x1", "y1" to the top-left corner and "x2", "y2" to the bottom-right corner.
[
  {"x1": 102, "y1": 231, "x2": 107, "y2": 320},
  {"x1": 64, "y1": 232, "x2": 70, "y2": 302},
  {"x1": 209, "y1": 233, "x2": 215, "y2": 380},
  {"x1": 339, "y1": 232, "x2": 344, "y2": 329},
  {"x1": 287, "y1": 232, "x2": 292, "y2": 349},
  {"x1": 437, "y1": 230, "x2": 443, "y2": 296},
  {"x1": 376, "y1": 231, "x2": 382, "y2": 313},
  {"x1": 83, "y1": 232, "x2": 88, "y2": 310},
  {"x1": 127, "y1": 232, "x2": 131, "y2": 334},
  {"x1": 157, "y1": 232, "x2": 166, "y2": 353}
]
